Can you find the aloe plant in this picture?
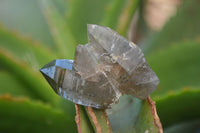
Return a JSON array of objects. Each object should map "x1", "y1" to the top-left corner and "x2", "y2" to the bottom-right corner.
[{"x1": 0, "y1": 0, "x2": 199, "y2": 132}]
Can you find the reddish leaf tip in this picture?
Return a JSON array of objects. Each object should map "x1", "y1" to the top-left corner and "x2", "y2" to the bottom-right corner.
[{"x1": 147, "y1": 97, "x2": 163, "y2": 133}]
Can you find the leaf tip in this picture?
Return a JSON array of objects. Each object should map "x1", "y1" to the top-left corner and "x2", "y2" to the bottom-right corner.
[{"x1": 147, "y1": 97, "x2": 163, "y2": 133}]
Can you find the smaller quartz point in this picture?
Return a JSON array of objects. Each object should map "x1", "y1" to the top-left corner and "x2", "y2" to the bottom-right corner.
[
  {"x1": 40, "y1": 24, "x2": 159, "y2": 109},
  {"x1": 40, "y1": 59, "x2": 120, "y2": 109}
]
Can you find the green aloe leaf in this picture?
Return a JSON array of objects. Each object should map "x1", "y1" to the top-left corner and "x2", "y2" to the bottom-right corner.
[
  {"x1": 134, "y1": 97, "x2": 163, "y2": 133},
  {"x1": 75, "y1": 105, "x2": 113, "y2": 133},
  {"x1": 0, "y1": 46, "x2": 76, "y2": 125},
  {"x1": 85, "y1": 107, "x2": 112, "y2": 133},
  {"x1": 100, "y1": 0, "x2": 128, "y2": 29},
  {"x1": 141, "y1": 1, "x2": 200, "y2": 131},
  {"x1": 66, "y1": 0, "x2": 140, "y2": 44},
  {"x1": 144, "y1": 0, "x2": 200, "y2": 54},
  {"x1": 164, "y1": 120, "x2": 200, "y2": 133},
  {"x1": 40, "y1": 0, "x2": 77, "y2": 59},
  {"x1": 0, "y1": 0, "x2": 55, "y2": 47},
  {"x1": 0, "y1": 48, "x2": 57, "y2": 105},
  {"x1": 50, "y1": 0, "x2": 68, "y2": 16},
  {"x1": 156, "y1": 88, "x2": 200, "y2": 128},
  {"x1": 75, "y1": 105, "x2": 94, "y2": 133},
  {"x1": 0, "y1": 70, "x2": 36, "y2": 99},
  {"x1": 107, "y1": 96, "x2": 162, "y2": 133},
  {"x1": 107, "y1": 96, "x2": 141, "y2": 133},
  {"x1": 147, "y1": 41, "x2": 200, "y2": 98},
  {"x1": 115, "y1": 0, "x2": 139, "y2": 36},
  {"x1": 66, "y1": 0, "x2": 110, "y2": 44},
  {"x1": 0, "y1": 25, "x2": 57, "y2": 69},
  {"x1": 101, "y1": 0, "x2": 140, "y2": 36},
  {"x1": 146, "y1": 40, "x2": 200, "y2": 130},
  {"x1": 0, "y1": 94, "x2": 76, "y2": 133}
]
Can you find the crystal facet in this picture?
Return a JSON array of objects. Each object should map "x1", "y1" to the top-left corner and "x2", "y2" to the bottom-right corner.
[{"x1": 40, "y1": 24, "x2": 159, "y2": 109}]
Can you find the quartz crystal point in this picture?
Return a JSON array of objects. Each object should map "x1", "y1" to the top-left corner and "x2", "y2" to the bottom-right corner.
[
  {"x1": 40, "y1": 59, "x2": 120, "y2": 108},
  {"x1": 40, "y1": 24, "x2": 159, "y2": 109}
]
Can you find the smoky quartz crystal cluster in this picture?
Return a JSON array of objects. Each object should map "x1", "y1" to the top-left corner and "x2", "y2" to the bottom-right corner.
[{"x1": 40, "y1": 24, "x2": 159, "y2": 109}]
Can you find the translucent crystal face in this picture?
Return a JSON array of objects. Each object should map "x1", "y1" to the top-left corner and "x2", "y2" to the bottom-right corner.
[
  {"x1": 40, "y1": 59, "x2": 120, "y2": 108},
  {"x1": 40, "y1": 24, "x2": 159, "y2": 109}
]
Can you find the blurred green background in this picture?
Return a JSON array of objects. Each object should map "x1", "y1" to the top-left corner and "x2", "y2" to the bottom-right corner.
[{"x1": 0, "y1": 0, "x2": 200, "y2": 132}]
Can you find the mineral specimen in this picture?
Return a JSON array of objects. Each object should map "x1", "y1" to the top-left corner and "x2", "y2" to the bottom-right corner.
[{"x1": 40, "y1": 24, "x2": 159, "y2": 109}]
